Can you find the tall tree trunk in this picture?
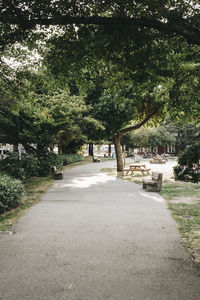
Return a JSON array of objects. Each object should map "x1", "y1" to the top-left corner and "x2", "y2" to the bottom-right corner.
[
  {"x1": 88, "y1": 143, "x2": 94, "y2": 156},
  {"x1": 114, "y1": 134, "x2": 124, "y2": 172},
  {"x1": 108, "y1": 144, "x2": 112, "y2": 157}
]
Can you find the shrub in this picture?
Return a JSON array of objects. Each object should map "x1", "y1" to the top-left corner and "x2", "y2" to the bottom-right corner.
[
  {"x1": 0, "y1": 153, "x2": 27, "y2": 182},
  {"x1": 0, "y1": 152, "x2": 63, "y2": 180},
  {"x1": 0, "y1": 153, "x2": 40, "y2": 182},
  {"x1": 0, "y1": 152, "x2": 83, "y2": 182},
  {"x1": 174, "y1": 142, "x2": 200, "y2": 183},
  {"x1": 0, "y1": 174, "x2": 24, "y2": 214},
  {"x1": 178, "y1": 143, "x2": 200, "y2": 166},
  {"x1": 20, "y1": 155, "x2": 40, "y2": 178},
  {"x1": 37, "y1": 152, "x2": 63, "y2": 176},
  {"x1": 58, "y1": 154, "x2": 83, "y2": 166},
  {"x1": 174, "y1": 165, "x2": 192, "y2": 182}
]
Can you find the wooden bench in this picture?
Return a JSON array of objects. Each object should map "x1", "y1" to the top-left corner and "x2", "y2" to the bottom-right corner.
[
  {"x1": 123, "y1": 164, "x2": 150, "y2": 175},
  {"x1": 93, "y1": 156, "x2": 101, "y2": 162},
  {"x1": 142, "y1": 172, "x2": 163, "y2": 192},
  {"x1": 52, "y1": 166, "x2": 64, "y2": 180}
]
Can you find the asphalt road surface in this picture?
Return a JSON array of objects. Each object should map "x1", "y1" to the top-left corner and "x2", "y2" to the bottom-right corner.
[{"x1": 1, "y1": 160, "x2": 200, "y2": 300}]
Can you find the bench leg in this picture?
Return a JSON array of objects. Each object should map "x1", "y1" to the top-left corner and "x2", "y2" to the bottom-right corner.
[
  {"x1": 53, "y1": 172, "x2": 64, "y2": 180},
  {"x1": 143, "y1": 181, "x2": 147, "y2": 189},
  {"x1": 146, "y1": 183, "x2": 159, "y2": 192}
]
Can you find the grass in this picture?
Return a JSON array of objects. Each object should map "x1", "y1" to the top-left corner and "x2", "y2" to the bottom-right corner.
[
  {"x1": 0, "y1": 156, "x2": 94, "y2": 232},
  {"x1": 160, "y1": 181, "x2": 200, "y2": 201},
  {"x1": 0, "y1": 176, "x2": 53, "y2": 232},
  {"x1": 160, "y1": 181, "x2": 200, "y2": 265}
]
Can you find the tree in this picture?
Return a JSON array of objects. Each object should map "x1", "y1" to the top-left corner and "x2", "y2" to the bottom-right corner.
[
  {"x1": 80, "y1": 72, "x2": 163, "y2": 170},
  {"x1": 1, "y1": 0, "x2": 200, "y2": 48},
  {"x1": 43, "y1": 27, "x2": 199, "y2": 170},
  {"x1": 40, "y1": 7, "x2": 199, "y2": 170},
  {"x1": 165, "y1": 122, "x2": 200, "y2": 154},
  {"x1": 1, "y1": 1, "x2": 199, "y2": 171},
  {"x1": 0, "y1": 70, "x2": 103, "y2": 155},
  {"x1": 121, "y1": 126, "x2": 175, "y2": 150}
]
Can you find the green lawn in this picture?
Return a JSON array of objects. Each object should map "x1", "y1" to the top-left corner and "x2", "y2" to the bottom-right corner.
[{"x1": 160, "y1": 181, "x2": 200, "y2": 265}]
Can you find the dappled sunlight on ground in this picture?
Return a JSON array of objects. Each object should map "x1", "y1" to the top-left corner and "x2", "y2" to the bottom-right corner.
[{"x1": 52, "y1": 173, "x2": 116, "y2": 190}]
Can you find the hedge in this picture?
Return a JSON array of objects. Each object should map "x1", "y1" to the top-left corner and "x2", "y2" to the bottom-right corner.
[
  {"x1": 0, "y1": 152, "x2": 83, "y2": 182},
  {"x1": 58, "y1": 154, "x2": 83, "y2": 166},
  {"x1": 0, "y1": 174, "x2": 24, "y2": 214}
]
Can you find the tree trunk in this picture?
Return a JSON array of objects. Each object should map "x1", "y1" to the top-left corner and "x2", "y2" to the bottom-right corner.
[
  {"x1": 108, "y1": 144, "x2": 112, "y2": 157},
  {"x1": 114, "y1": 134, "x2": 124, "y2": 172},
  {"x1": 88, "y1": 143, "x2": 94, "y2": 156}
]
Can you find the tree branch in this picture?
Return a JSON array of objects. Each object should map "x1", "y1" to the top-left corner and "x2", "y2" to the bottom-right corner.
[
  {"x1": 119, "y1": 108, "x2": 160, "y2": 135},
  {"x1": 2, "y1": 15, "x2": 200, "y2": 45}
]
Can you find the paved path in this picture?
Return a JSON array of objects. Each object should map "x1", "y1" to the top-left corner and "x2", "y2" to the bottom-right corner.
[{"x1": 1, "y1": 160, "x2": 200, "y2": 300}]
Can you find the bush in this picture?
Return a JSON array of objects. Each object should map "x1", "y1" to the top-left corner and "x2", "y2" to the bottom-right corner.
[
  {"x1": 37, "y1": 152, "x2": 63, "y2": 176},
  {"x1": 58, "y1": 154, "x2": 83, "y2": 166},
  {"x1": 0, "y1": 174, "x2": 24, "y2": 213},
  {"x1": 174, "y1": 143, "x2": 200, "y2": 183},
  {"x1": 0, "y1": 153, "x2": 27, "y2": 182},
  {"x1": 0, "y1": 152, "x2": 64, "y2": 180},
  {"x1": 178, "y1": 143, "x2": 200, "y2": 166},
  {"x1": 0, "y1": 153, "x2": 40, "y2": 182},
  {"x1": 0, "y1": 152, "x2": 83, "y2": 182}
]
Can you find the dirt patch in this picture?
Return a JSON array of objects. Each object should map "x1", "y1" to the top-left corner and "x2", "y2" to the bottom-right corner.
[{"x1": 170, "y1": 197, "x2": 198, "y2": 204}]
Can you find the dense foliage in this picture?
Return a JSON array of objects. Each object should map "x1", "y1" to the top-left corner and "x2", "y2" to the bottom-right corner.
[
  {"x1": 174, "y1": 143, "x2": 200, "y2": 183},
  {"x1": 0, "y1": 152, "x2": 83, "y2": 183},
  {"x1": 167, "y1": 122, "x2": 200, "y2": 153},
  {"x1": 121, "y1": 126, "x2": 175, "y2": 150},
  {"x1": 0, "y1": 72, "x2": 103, "y2": 155},
  {"x1": 0, "y1": 1, "x2": 199, "y2": 172},
  {"x1": 0, "y1": 174, "x2": 24, "y2": 214},
  {"x1": 1, "y1": 0, "x2": 200, "y2": 50},
  {"x1": 58, "y1": 154, "x2": 83, "y2": 166}
]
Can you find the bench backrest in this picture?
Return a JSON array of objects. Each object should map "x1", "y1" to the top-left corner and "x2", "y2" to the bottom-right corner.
[
  {"x1": 152, "y1": 172, "x2": 163, "y2": 182},
  {"x1": 152, "y1": 172, "x2": 159, "y2": 180}
]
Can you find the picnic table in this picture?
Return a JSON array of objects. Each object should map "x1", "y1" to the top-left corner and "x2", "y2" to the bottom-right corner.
[
  {"x1": 123, "y1": 164, "x2": 150, "y2": 175},
  {"x1": 150, "y1": 157, "x2": 166, "y2": 164}
]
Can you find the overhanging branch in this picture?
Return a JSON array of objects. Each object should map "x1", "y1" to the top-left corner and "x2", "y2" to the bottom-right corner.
[
  {"x1": 119, "y1": 108, "x2": 160, "y2": 135},
  {"x1": 2, "y1": 15, "x2": 200, "y2": 45}
]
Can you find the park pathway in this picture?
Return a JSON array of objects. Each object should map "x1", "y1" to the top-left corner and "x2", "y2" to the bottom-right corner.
[{"x1": 1, "y1": 160, "x2": 200, "y2": 300}]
